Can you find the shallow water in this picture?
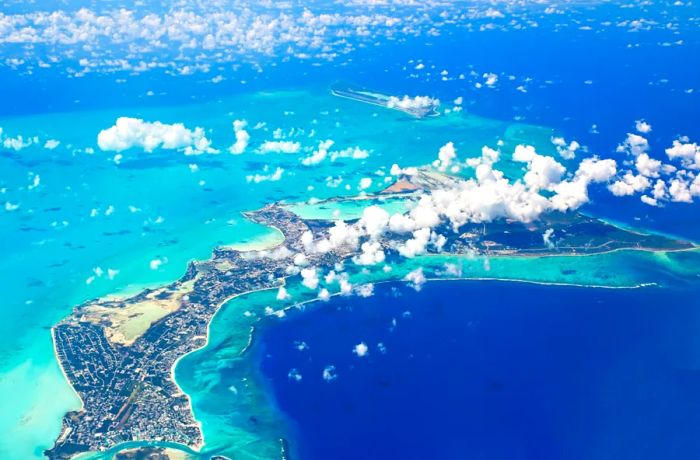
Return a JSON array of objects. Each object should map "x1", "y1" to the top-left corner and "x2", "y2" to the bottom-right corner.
[{"x1": 1, "y1": 9, "x2": 699, "y2": 455}]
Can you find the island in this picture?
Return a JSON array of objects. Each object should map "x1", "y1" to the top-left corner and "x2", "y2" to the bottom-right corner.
[
  {"x1": 331, "y1": 83, "x2": 440, "y2": 118},
  {"x1": 46, "y1": 170, "x2": 697, "y2": 459}
]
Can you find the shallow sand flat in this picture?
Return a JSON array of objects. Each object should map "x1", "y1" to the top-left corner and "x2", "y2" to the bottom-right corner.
[
  {"x1": 220, "y1": 227, "x2": 285, "y2": 252},
  {"x1": 78, "y1": 278, "x2": 198, "y2": 346}
]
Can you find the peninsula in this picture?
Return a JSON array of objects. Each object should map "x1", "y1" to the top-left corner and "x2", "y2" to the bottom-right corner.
[
  {"x1": 331, "y1": 83, "x2": 440, "y2": 118},
  {"x1": 47, "y1": 171, "x2": 697, "y2": 459}
]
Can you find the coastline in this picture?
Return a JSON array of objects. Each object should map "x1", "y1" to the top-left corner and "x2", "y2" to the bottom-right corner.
[
  {"x1": 424, "y1": 244, "x2": 700, "y2": 260},
  {"x1": 593, "y1": 214, "x2": 700, "y2": 245},
  {"x1": 273, "y1": 273, "x2": 659, "y2": 319},
  {"x1": 225, "y1": 273, "x2": 664, "y2": 458},
  {"x1": 47, "y1": 329, "x2": 86, "y2": 459},
  {"x1": 45, "y1": 196, "x2": 700, "y2": 459},
  {"x1": 420, "y1": 276, "x2": 658, "y2": 290},
  {"x1": 220, "y1": 227, "x2": 285, "y2": 252},
  {"x1": 50, "y1": 328, "x2": 84, "y2": 413},
  {"x1": 169, "y1": 286, "x2": 280, "y2": 453},
  {"x1": 50, "y1": 241, "x2": 689, "y2": 458},
  {"x1": 55, "y1": 286, "x2": 282, "y2": 460}
]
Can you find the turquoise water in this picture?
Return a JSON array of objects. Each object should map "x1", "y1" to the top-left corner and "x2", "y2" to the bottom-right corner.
[
  {"x1": 0, "y1": 86, "x2": 556, "y2": 458},
  {"x1": 172, "y1": 246, "x2": 700, "y2": 459},
  {"x1": 285, "y1": 196, "x2": 409, "y2": 221},
  {"x1": 1, "y1": 2, "x2": 699, "y2": 458}
]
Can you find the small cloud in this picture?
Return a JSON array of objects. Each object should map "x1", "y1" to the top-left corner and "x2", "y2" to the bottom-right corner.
[
  {"x1": 635, "y1": 120, "x2": 652, "y2": 134},
  {"x1": 149, "y1": 258, "x2": 166, "y2": 270},
  {"x1": 44, "y1": 139, "x2": 60, "y2": 150},
  {"x1": 353, "y1": 342, "x2": 369, "y2": 357},
  {"x1": 322, "y1": 365, "x2": 338, "y2": 382},
  {"x1": 404, "y1": 267, "x2": 426, "y2": 291},
  {"x1": 276, "y1": 286, "x2": 291, "y2": 301},
  {"x1": 287, "y1": 368, "x2": 302, "y2": 382}
]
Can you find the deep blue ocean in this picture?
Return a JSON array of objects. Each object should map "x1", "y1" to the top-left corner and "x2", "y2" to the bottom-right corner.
[
  {"x1": 260, "y1": 281, "x2": 700, "y2": 460},
  {"x1": 3, "y1": 20, "x2": 698, "y2": 239}
]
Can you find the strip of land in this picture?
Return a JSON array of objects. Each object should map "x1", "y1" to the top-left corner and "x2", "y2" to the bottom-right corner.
[{"x1": 47, "y1": 171, "x2": 697, "y2": 460}]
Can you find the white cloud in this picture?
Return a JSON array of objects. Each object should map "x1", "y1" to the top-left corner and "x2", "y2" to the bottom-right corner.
[
  {"x1": 301, "y1": 142, "x2": 368, "y2": 166},
  {"x1": 551, "y1": 136, "x2": 580, "y2": 160},
  {"x1": 44, "y1": 139, "x2": 60, "y2": 150},
  {"x1": 609, "y1": 172, "x2": 650, "y2": 196},
  {"x1": 4, "y1": 202, "x2": 20, "y2": 212},
  {"x1": 513, "y1": 144, "x2": 566, "y2": 191},
  {"x1": 652, "y1": 179, "x2": 668, "y2": 201},
  {"x1": 276, "y1": 286, "x2": 291, "y2": 300},
  {"x1": 665, "y1": 140, "x2": 700, "y2": 169},
  {"x1": 616, "y1": 133, "x2": 649, "y2": 157},
  {"x1": 575, "y1": 157, "x2": 618, "y2": 183},
  {"x1": 668, "y1": 178, "x2": 693, "y2": 203},
  {"x1": 483, "y1": 72, "x2": 498, "y2": 87},
  {"x1": 300, "y1": 267, "x2": 320, "y2": 289},
  {"x1": 3, "y1": 134, "x2": 34, "y2": 151},
  {"x1": 390, "y1": 163, "x2": 419, "y2": 176},
  {"x1": 318, "y1": 288, "x2": 330, "y2": 301},
  {"x1": 246, "y1": 166, "x2": 284, "y2": 183},
  {"x1": 97, "y1": 117, "x2": 217, "y2": 154},
  {"x1": 293, "y1": 253, "x2": 308, "y2": 266},
  {"x1": 258, "y1": 140, "x2": 301, "y2": 154},
  {"x1": 301, "y1": 140, "x2": 333, "y2": 166},
  {"x1": 404, "y1": 267, "x2": 426, "y2": 291},
  {"x1": 386, "y1": 95, "x2": 440, "y2": 115},
  {"x1": 552, "y1": 183, "x2": 594, "y2": 211},
  {"x1": 358, "y1": 206, "x2": 390, "y2": 239},
  {"x1": 302, "y1": 220, "x2": 362, "y2": 255},
  {"x1": 635, "y1": 153, "x2": 662, "y2": 178},
  {"x1": 433, "y1": 142, "x2": 457, "y2": 172},
  {"x1": 287, "y1": 369, "x2": 302, "y2": 382},
  {"x1": 692, "y1": 176, "x2": 700, "y2": 198},
  {"x1": 329, "y1": 146, "x2": 369, "y2": 162},
  {"x1": 543, "y1": 228, "x2": 555, "y2": 248},
  {"x1": 356, "y1": 283, "x2": 374, "y2": 297},
  {"x1": 358, "y1": 177, "x2": 373, "y2": 190},
  {"x1": 322, "y1": 365, "x2": 337, "y2": 382},
  {"x1": 28, "y1": 174, "x2": 40, "y2": 190},
  {"x1": 0, "y1": 8, "x2": 448, "y2": 75},
  {"x1": 640, "y1": 195, "x2": 658, "y2": 206},
  {"x1": 229, "y1": 120, "x2": 250, "y2": 154},
  {"x1": 397, "y1": 227, "x2": 431, "y2": 258},
  {"x1": 484, "y1": 7, "x2": 505, "y2": 18},
  {"x1": 339, "y1": 278, "x2": 353, "y2": 295},
  {"x1": 635, "y1": 120, "x2": 652, "y2": 134},
  {"x1": 280, "y1": 150, "x2": 619, "y2": 266},
  {"x1": 550, "y1": 157, "x2": 617, "y2": 212},
  {"x1": 442, "y1": 263, "x2": 462, "y2": 276},
  {"x1": 398, "y1": 162, "x2": 550, "y2": 227},
  {"x1": 353, "y1": 241, "x2": 385, "y2": 265},
  {"x1": 388, "y1": 213, "x2": 416, "y2": 234},
  {"x1": 353, "y1": 342, "x2": 369, "y2": 357},
  {"x1": 149, "y1": 258, "x2": 166, "y2": 270},
  {"x1": 327, "y1": 221, "x2": 361, "y2": 250},
  {"x1": 466, "y1": 145, "x2": 500, "y2": 168}
]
